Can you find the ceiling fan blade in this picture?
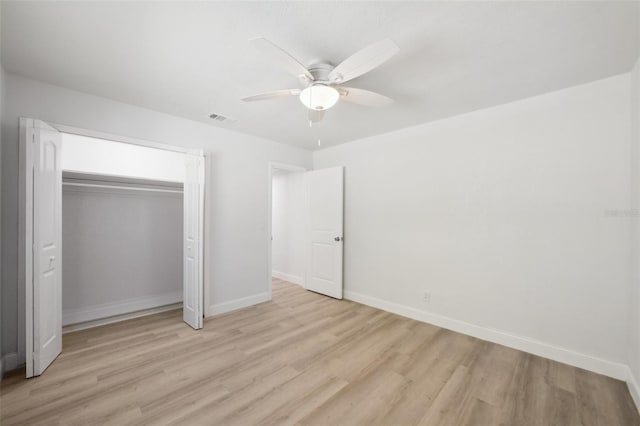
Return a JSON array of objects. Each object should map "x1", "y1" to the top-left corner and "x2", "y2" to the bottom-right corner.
[
  {"x1": 308, "y1": 109, "x2": 325, "y2": 123},
  {"x1": 339, "y1": 87, "x2": 394, "y2": 107},
  {"x1": 328, "y1": 39, "x2": 399, "y2": 84},
  {"x1": 241, "y1": 88, "x2": 301, "y2": 102},
  {"x1": 250, "y1": 37, "x2": 314, "y2": 81}
]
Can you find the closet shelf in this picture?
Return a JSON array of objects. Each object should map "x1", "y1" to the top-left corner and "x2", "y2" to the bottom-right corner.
[{"x1": 62, "y1": 182, "x2": 183, "y2": 194}]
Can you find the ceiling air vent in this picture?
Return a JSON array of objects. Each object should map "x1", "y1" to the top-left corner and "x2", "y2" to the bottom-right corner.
[{"x1": 209, "y1": 113, "x2": 237, "y2": 124}]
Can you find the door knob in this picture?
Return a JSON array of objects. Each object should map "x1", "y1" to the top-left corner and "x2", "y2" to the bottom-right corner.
[{"x1": 334, "y1": 237, "x2": 342, "y2": 242}]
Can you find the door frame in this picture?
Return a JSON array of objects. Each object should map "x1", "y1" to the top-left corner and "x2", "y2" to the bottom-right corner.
[
  {"x1": 20, "y1": 119, "x2": 209, "y2": 375},
  {"x1": 267, "y1": 162, "x2": 307, "y2": 299}
]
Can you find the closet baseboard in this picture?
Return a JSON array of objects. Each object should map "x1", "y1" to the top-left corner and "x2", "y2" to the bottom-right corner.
[
  {"x1": 63, "y1": 302, "x2": 182, "y2": 334},
  {"x1": 63, "y1": 291, "x2": 183, "y2": 327},
  {"x1": 0, "y1": 352, "x2": 20, "y2": 377}
]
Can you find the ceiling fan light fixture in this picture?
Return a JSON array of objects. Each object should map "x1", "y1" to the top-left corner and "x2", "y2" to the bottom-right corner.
[{"x1": 299, "y1": 84, "x2": 339, "y2": 111}]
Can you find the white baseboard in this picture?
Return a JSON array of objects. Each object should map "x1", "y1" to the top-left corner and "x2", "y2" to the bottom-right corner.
[
  {"x1": 1, "y1": 352, "x2": 20, "y2": 377},
  {"x1": 627, "y1": 367, "x2": 640, "y2": 414},
  {"x1": 344, "y1": 290, "x2": 629, "y2": 381},
  {"x1": 272, "y1": 270, "x2": 304, "y2": 286},
  {"x1": 63, "y1": 302, "x2": 182, "y2": 334},
  {"x1": 206, "y1": 292, "x2": 271, "y2": 317},
  {"x1": 63, "y1": 291, "x2": 183, "y2": 326}
]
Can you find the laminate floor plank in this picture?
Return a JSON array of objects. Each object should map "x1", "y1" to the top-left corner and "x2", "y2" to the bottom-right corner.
[{"x1": 1, "y1": 279, "x2": 638, "y2": 425}]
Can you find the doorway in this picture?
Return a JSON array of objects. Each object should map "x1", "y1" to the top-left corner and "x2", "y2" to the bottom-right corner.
[
  {"x1": 270, "y1": 163, "x2": 307, "y2": 295},
  {"x1": 20, "y1": 119, "x2": 206, "y2": 377},
  {"x1": 267, "y1": 162, "x2": 345, "y2": 300}
]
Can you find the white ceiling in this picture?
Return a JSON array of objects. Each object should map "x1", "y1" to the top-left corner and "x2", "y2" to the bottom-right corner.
[{"x1": 2, "y1": 1, "x2": 639, "y2": 150}]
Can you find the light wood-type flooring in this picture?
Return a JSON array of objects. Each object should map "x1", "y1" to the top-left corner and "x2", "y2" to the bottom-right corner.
[{"x1": 1, "y1": 279, "x2": 639, "y2": 425}]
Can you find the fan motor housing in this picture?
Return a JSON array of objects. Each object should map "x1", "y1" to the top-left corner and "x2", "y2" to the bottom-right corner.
[{"x1": 305, "y1": 62, "x2": 334, "y2": 84}]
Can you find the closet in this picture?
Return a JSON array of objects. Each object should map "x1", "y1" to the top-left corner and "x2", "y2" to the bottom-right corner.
[
  {"x1": 60, "y1": 133, "x2": 186, "y2": 329},
  {"x1": 61, "y1": 172, "x2": 184, "y2": 328},
  {"x1": 20, "y1": 119, "x2": 205, "y2": 377}
]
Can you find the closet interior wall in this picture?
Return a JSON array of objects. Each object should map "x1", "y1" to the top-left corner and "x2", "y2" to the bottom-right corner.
[{"x1": 61, "y1": 171, "x2": 184, "y2": 326}]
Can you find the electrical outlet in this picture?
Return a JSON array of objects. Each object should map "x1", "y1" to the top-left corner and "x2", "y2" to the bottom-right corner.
[{"x1": 423, "y1": 291, "x2": 431, "y2": 303}]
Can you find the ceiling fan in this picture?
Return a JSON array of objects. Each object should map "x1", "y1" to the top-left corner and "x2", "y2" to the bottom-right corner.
[{"x1": 242, "y1": 37, "x2": 399, "y2": 124}]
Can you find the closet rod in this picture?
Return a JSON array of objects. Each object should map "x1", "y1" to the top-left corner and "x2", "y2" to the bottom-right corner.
[{"x1": 62, "y1": 182, "x2": 183, "y2": 194}]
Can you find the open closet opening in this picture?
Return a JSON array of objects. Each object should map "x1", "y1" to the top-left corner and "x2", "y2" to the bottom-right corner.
[{"x1": 60, "y1": 133, "x2": 185, "y2": 331}]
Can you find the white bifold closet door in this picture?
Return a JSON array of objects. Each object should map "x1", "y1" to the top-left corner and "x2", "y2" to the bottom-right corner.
[
  {"x1": 29, "y1": 120, "x2": 63, "y2": 377},
  {"x1": 183, "y1": 154, "x2": 205, "y2": 329},
  {"x1": 305, "y1": 167, "x2": 344, "y2": 299}
]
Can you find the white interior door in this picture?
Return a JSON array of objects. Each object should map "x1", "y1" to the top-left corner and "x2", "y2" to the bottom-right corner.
[
  {"x1": 305, "y1": 167, "x2": 344, "y2": 299},
  {"x1": 29, "y1": 120, "x2": 63, "y2": 377},
  {"x1": 183, "y1": 154, "x2": 204, "y2": 329}
]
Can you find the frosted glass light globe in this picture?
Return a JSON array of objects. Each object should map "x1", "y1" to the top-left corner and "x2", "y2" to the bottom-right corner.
[{"x1": 299, "y1": 84, "x2": 339, "y2": 110}]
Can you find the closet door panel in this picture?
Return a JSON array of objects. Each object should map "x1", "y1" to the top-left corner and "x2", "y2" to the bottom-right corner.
[
  {"x1": 31, "y1": 120, "x2": 63, "y2": 376},
  {"x1": 183, "y1": 154, "x2": 204, "y2": 329}
]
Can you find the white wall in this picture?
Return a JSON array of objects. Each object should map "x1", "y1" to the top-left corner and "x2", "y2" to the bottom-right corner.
[
  {"x1": 62, "y1": 181, "x2": 183, "y2": 325},
  {"x1": 630, "y1": 56, "x2": 640, "y2": 404},
  {"x1": 62, "y1": 133, "x2": 186, "y2": 182},
  {"x1": 314, "y1": 74, "x2": 632, "y2": 378},
  {"x1": 272, "y1": 171, "x2": 306, "y2": 284},
  {"x1": 1, "y1": 73, "x2": 312, "y2": 363}
]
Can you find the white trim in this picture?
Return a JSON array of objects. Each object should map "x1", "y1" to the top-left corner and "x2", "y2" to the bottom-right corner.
[
  {"x1": 63, "y1": 303, "x2": 182, "y2": 334},
  {"x1": 1, "y1": 353, "x2": 20, "y2": 376},
  {"x1": 267, "y1": 161, "x2": 308, "y2": 299},
  {"x1": 203, "y1": 152, "x2": 213, "y2": 325},
  {"x1": 627, "y1": 367, "x2": 640, "y2": 414},
  {"x1": 272, "y1": 270, "x2": 304, "y2": 286},
  {"x1": 271, "y1": 162, "x2": 308, "y2": 173},
  {"x1": 51, "y1": 122, "x2": 202, "y2": 155},
  {"x1": 344, "y1": 290, "x2": 629, "y2": 380},
  {"x1": 207, "y1": 292, "x2": 271, "y2": 317},
  {"x1": 63, "y1": 291, "x2": 183, "y2": 326},
  {"x1": 19, "y1": 118, "x2": 34, "y2": 377}
]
